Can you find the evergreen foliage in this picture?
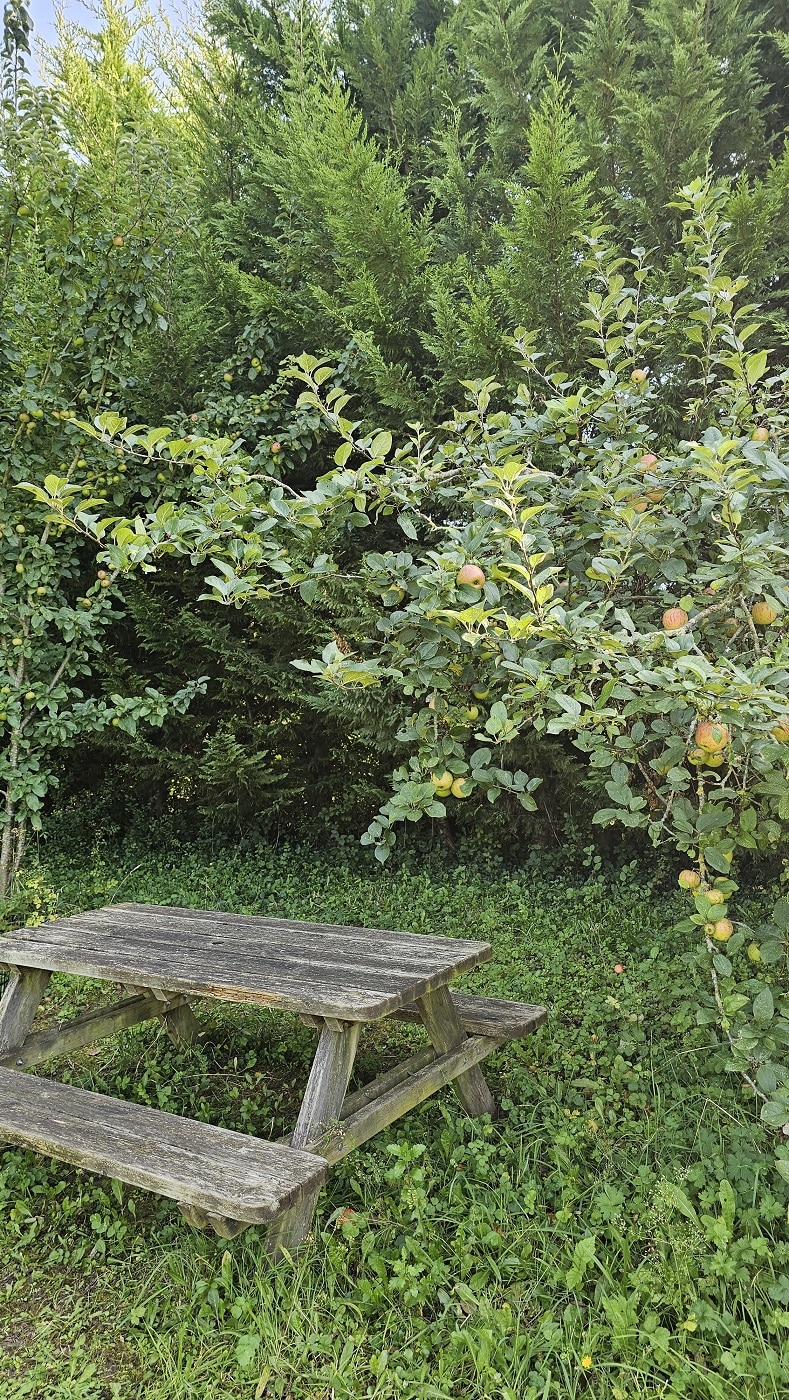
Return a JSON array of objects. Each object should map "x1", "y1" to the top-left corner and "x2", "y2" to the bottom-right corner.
[{"x1": 3, "y1": 0, "x2": 789, "y2": 851}]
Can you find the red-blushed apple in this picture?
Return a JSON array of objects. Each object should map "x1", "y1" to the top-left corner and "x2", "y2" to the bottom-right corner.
[
  {"x1": 662, "y1": 607, "x2": 688, "y2": 631},
  {"x1": 695, "y1": 721, "x2": 729, "y2": 752},
  {"x1": 456, "y1": 563, "x2": 486, "y2": 588}
]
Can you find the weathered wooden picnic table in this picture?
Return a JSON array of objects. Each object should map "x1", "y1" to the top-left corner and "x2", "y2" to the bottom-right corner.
[{"x1": 0, "y1": 903, "x2": 545, "y2": 1252}]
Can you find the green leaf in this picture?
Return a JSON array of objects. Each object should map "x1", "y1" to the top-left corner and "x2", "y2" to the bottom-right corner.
[
  {"x1": 397, "y1": 513, "x2": 418, "y2": 540},
  {"x1": 760, "y1": 1100, "x2": 789, "y2": 1129},
  {"x1": 660, "y1": 1183, "x2": 698, "y2": 1223},
  {"x1": 773, "y1": 900, "x2": 789, "y2": 932},
  {"x1": 333, "y1": 441, "x2": 353, "y2": 467},
  {"x1": 704, "y1": 846, "x2": 732, "y2": 874},
  {"x1": 753, "y1": 987, "x2": 775, "y2": 1022},
  {"x1": 370, "y1": 431, "x2": 392, "y2": 459},
  {"x1": 745, "y1": 349, "x2": 768, "y2": 383},
  {"x1": 565, "y1": 1235, "x2": 597, "y2": 1290}
]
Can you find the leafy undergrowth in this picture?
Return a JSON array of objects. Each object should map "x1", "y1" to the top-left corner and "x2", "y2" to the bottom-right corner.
[{"x1": 1, "y1": 841, "x2": 788, "y2": 1399}]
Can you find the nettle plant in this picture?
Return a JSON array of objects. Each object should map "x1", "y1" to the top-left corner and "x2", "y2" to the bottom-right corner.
[{"x1": 41, "y1": 182, "x2": 789, "y2": 1144}]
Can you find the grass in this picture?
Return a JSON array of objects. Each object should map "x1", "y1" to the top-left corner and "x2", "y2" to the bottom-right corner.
[{"x1": 1, "y1": 836, "x2": 788, "y2": 1398}]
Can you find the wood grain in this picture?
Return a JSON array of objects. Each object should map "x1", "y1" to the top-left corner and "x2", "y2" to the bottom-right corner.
[
  {"x1": 392, "y1": 993, "x2": 547, "y2": 1039},
  {"x1": 0, "y1": 1067, "x2": 327, "y2": 1224},
  {"x1": 0, "y1": 968, "x2": 51, "y2": 1057},
  {"x1": 0, "y1": 991, "x2": 190, "y2": 1070},
  {"x1": 272, "y1": 1019, "x2": 361, "y2": 1253},
  {"x1": 291, "y1": 1021, "x2": 360, "y2": 1152},
  {"x1": 417, "y1": 985, "x2": 496, "y2": 1116},
  {"x1": 297, "y1": 1034, "x2": 504, "y2": 1164},
  {"x1": 1, "y1": 903, "x2": 491, "y2": 1022}
]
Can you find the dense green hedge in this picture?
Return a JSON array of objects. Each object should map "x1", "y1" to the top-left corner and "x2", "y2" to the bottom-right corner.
[{"x1": 3, "y1": 1, "x2": 789, "y2": 850}]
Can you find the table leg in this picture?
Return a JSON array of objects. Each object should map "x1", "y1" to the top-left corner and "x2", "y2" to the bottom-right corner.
[
  {"x1": 267, "y1": 1019, "x2": 360, "y2": 1256},
  {"x1": 0, "y1": 967, "x2": 51, "y2": 1058},
  {"x1": 417, "y1": 985, "x2": 496, "y2": 1117},
  {"x1": 161, "y1": 1000, "x2": 203, "y2": 1046},
  {"x1": 124, "y1": 985, "x2": 203, "y2": 1047}
]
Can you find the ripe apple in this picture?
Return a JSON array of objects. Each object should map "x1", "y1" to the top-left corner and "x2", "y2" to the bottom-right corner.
[
  {"x1": 271, "y1": 441, "x2": 282, "y2": 453},
  {"x1": 751, "y1": 600, "x2": 777, "y2": 626},
  {"x1": 751, "y1": 426, "x2": 770, "y2": 442},
  {"x1": 113, "y1": 235, "x2": 124, "y2": 247},
  {"x1": 695, "y1": 721, "x2": 729, "y2": 752},
  {"x1": 456, "y1": 564, "x2": 486, "y2": 588},
  {"x1": 662, "y1": 607, "x2": 688, "y2": 631},
  {"x1": 711, "y1": 918, "x2": 733, "y2": 941},
  {"x1": 614, "y1": 963, "x2": 624, "y2": 974},
  {"x1": 704, "y1": 888, "x2": 725, "y2": 906},
  {"x1": 639, "y1": 453, "x2": 659, "y2": 469},
  {"x1": 678, "y1": 870, "x2": 701, "y2": 890},
  {"x1": 646, "y1": 489, "x2": 664, "y2": 503},
  {"x1": 630, "y1": 368, "x2": 648, "y2": 382}
]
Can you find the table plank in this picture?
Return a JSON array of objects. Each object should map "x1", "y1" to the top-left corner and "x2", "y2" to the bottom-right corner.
[
  {"x1": 60, "y1": 904, "x2": 481, "y2": 967},
  {"x1": 11, "y1": 916, "x2": 473, "y2": 980},
  {"x1": 1, "y1": 904, "x2": 491, "y2": 1023}
]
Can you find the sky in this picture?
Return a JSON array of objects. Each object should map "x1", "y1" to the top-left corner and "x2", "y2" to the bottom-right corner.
[{"x1": 24, "y1": 0, "x2": 186, "y2": 74}]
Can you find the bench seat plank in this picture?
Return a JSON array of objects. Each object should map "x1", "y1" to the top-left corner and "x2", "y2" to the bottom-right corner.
[
  {"x1": 0, "y1": 1067, "x2": 327, "y2": 1224},
  {"x1": 393, "y1": 992, "x2": 547, "y2": 1039}
]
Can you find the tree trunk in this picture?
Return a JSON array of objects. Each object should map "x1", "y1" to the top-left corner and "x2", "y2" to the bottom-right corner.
[{"x1": 0, "y1": 732, "x2": 22, "y2": 900}]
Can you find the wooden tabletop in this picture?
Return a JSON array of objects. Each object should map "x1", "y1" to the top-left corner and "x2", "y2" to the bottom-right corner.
[{"x1": 0, "y1": 903, "x2": 492, "y2": 1023}]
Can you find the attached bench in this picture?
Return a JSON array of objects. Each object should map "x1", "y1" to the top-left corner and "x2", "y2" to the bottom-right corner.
[
  {"x1": 0, "y1": 1066, "x2": 327, "y2": 1244},
  {"x1": 390, "y1": 992, "x2": 547, "y2": 1040}
]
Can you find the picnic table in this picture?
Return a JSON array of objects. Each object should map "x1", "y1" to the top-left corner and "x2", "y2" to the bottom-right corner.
[{"x1": 0, "y1": 903, "x2": 545, "y2": 1252}]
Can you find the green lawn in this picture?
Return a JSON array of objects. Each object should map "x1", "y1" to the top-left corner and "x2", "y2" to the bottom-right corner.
[{"x1": 1, "y1": 841, "x2": 787, "y2": 1399}]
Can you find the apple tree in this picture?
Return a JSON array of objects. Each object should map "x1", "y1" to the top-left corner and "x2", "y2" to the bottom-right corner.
[{"x1": 39, "y1": 180, "x2": 789, "y2": 1151}]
